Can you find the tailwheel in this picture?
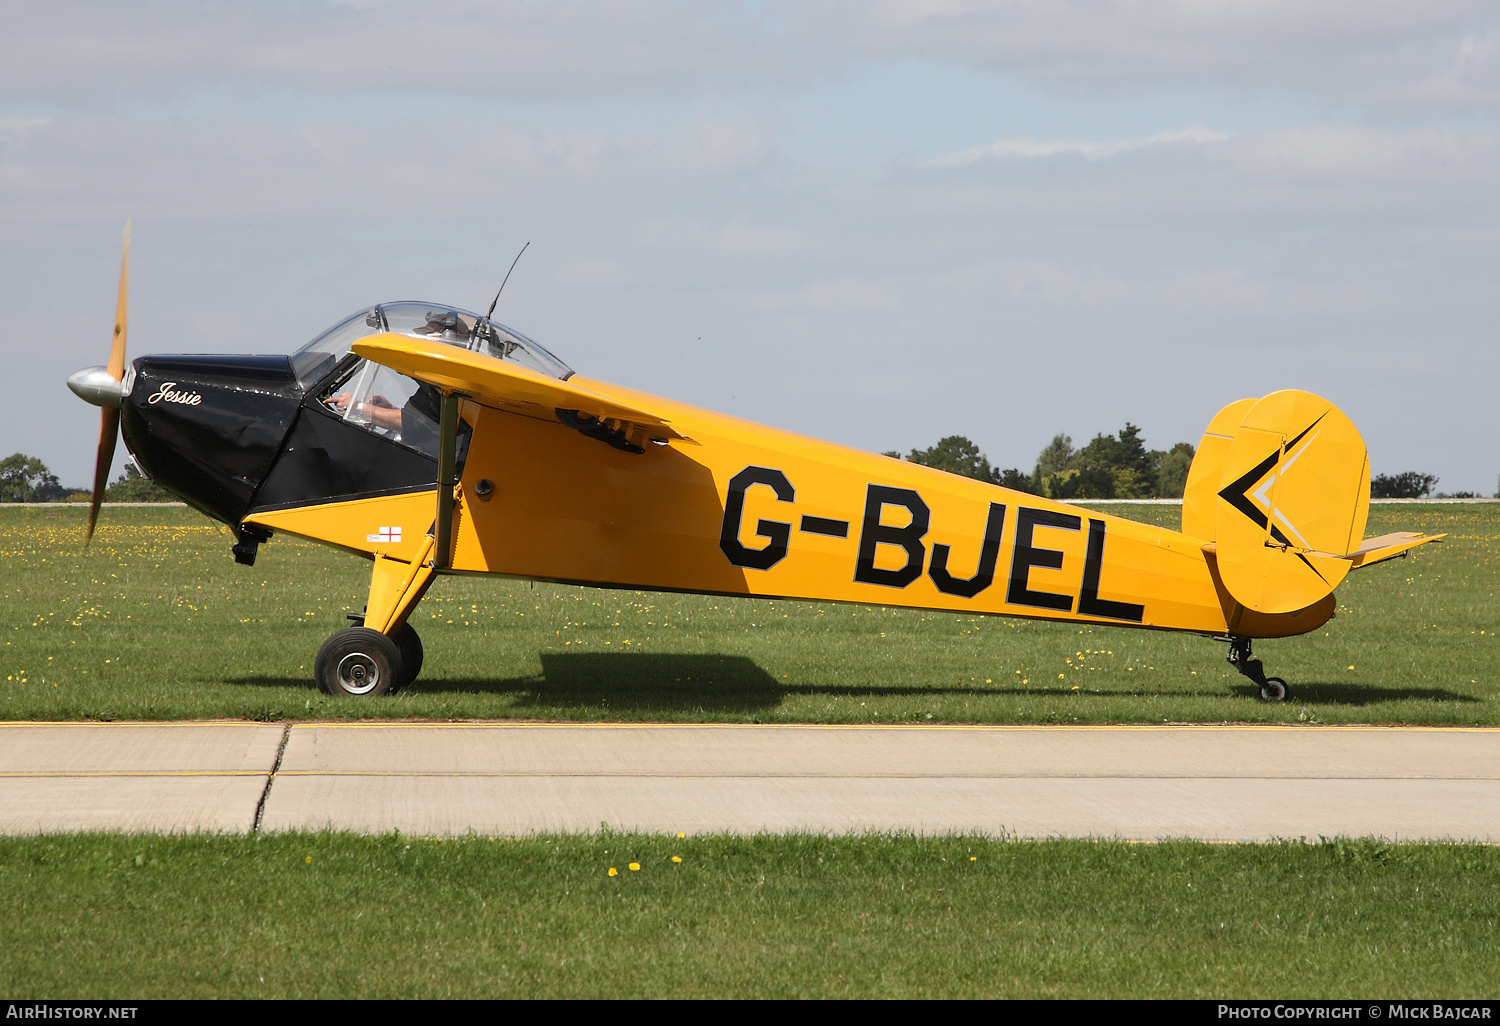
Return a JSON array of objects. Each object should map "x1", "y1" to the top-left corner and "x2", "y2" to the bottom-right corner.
[
  {"x1": 1222, "y1": 636, "x2": 1291, "y2": 702},
  {"x1": 1259, "y1": 677, "x2": 1289, "y2": 702},
  {"x1": 315, "y1": 627, "x2": 403, "y2": 697},
  {"x1": 392, "y1": 622, "x2": 423, "y2": 691}
]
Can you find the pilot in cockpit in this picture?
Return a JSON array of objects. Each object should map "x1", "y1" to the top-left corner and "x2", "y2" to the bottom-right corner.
[
  {"x1": 326, "y1": 382, "x2": 443, "y2": 454},
  {"x1": 320, "y1": 307, "x2": 488, "y2": 458},
  {"x1": 326, "y1": 390, "x2": 403, "y2": 431},
  {"x1": 324, "y1": 309, "x2": 467, "y2": 450}
]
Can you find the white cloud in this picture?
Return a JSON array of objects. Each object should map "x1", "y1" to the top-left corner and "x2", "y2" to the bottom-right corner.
[
  {"x1": 924, "y1": 127, "x2": 1229, "y2": 166},
  {"x1": 0, "y1": 2, "x2": 812, "y2": 104},
  {"x1": 805, "y1": 1, "x2": 1500, "y2": 114},
  {"x1": 17, "y1": 112, "x2": 1498, "y2": 489},
  {"x1": 5, "y1": 5, "x2": 1499, "y2": 494},
  {"x1": 0, "y1": 115, "x2": 51, "y2": 141},
  {"x1": 7, "y1": 2, "x2": 1500, "y2": 116},
  {"x1": 0, "y1": 110, "x2": 777, "y2": 224}
]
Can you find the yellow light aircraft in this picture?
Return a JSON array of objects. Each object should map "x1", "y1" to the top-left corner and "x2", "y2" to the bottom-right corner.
[{"x1": 69, "y1": 228, "x2": 1442, "y2": 699}]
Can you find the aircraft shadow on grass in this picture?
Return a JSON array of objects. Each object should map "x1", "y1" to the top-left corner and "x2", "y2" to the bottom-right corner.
[
  {"x1": 229, "y1": 653, "x2": 1481, "y2": 709},
  {"x1": 477, "y1": 652, "x2": 783, "y2": 712},
  {"x1": 1225, "y1": 682, "x2": 1479, "y2": 705},
  {"x1": 230, "y1": 653, "x2": 785, "y2": 712}
]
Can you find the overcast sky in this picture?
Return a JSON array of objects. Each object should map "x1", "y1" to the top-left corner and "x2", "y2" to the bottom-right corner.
[{"x1": 6, "y1": 1, "x2": 1499, "y2": 494}]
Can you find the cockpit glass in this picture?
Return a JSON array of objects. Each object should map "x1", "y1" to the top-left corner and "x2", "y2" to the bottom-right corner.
[
  {"x1": 290, "y1": 301, "x2": 573, "y2": 388},
  {"x1": 319, "y1": 359, "x2": 440, "y2": 456}
]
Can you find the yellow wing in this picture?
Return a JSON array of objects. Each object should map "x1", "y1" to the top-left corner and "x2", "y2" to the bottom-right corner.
[{"x1": 350, "y1": 333, "x2": 691, "y2": 443}]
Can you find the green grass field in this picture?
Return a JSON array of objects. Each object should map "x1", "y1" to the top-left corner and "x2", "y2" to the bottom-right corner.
[
  {"x1": 2, "y1": 832, "x2": 1496, "y2": 999},
  {"x1": 2, "y1": 502, "x2": 1494, "y2": 723},
  {"x1": 4, "y1": 504, "x2": 1497, "y2": 999}
]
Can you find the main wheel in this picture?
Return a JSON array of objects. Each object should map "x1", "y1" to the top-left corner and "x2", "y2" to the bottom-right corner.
[
  {"x1": 391, "y1": 622, "x2": 424, "y2": 690},
  {"x1": 315, "y1": 627, "x2": 404, "y2": 697},
  {"x1": 1259, "y1": 677, "x2": 1288, "y2": 702}
]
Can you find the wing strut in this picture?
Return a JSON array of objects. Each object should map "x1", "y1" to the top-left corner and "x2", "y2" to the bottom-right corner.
[{"x1": 432, "y1": 391, "x2": 466, "y2": 570}]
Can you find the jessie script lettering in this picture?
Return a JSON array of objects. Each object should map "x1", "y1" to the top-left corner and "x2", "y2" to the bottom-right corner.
[{"x1": 147, "y1": 382, "x2": 203, "y2": 406}]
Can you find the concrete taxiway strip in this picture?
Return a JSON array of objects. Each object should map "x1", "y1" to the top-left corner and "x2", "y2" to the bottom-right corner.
[
  {"x1": 3, "y1": 722, "x2": 1498, "y2": 840},
  {"x1": 0, "y1": 722, "x2": 285, "y2": 834},
  {"x1": 267, "y1": 723, "x2": 1500, "y2": 841}
]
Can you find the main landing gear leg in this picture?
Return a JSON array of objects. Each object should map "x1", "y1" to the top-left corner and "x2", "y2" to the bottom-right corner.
[
  {"x1": 315, "y1": 538, "x2": 435, "y2": 697},
  {"x1": 1224, "y1": 636, "x2": 1288, "y2": 702}
]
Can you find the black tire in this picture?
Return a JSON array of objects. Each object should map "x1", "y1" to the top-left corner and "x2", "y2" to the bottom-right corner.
[
  {"x1": 392, "y1": 622, "x2": 424, "y2": 690},
  {"x1": 1259, "y1": 677, "x2": 1289, "y2": 702},
  {"x1": 314, "y1": 627, "x2": 404, "y2": 697}
]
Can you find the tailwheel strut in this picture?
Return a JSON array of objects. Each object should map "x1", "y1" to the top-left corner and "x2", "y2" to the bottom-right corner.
[{"x1": 1223, "y1": 636, "x2": 1288, "y2": 702}]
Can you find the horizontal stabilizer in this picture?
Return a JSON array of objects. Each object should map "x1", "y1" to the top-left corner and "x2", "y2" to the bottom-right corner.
[
  {"x1": 351, "y1": 334, "x2": 689, "y2": 443},
  {"x1": 1344, "y1": 531, "x2": 1445, "y2": 569}
]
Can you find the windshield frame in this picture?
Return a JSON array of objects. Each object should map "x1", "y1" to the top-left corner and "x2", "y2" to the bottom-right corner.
[{"x1": 291, "y1": 301, "x2": 573, "y2": 389}]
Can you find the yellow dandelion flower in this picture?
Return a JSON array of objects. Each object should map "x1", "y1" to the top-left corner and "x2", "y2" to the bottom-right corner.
[
  {"x1": 608, "y1": 867, "x2": 618, "y2": 876},
  {"x1": 629, "y1": 862, "x2": 641, "y2": 871},
  {"x1": 672, "y1": 856, "x2": 682, "y2": 863}
]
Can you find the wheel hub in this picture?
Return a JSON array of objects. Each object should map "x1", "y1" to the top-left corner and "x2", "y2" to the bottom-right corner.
[{"x1": 335, "y1": 652, "x2": 382, "y2": 695}]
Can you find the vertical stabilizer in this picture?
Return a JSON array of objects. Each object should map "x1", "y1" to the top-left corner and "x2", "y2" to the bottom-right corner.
[
  {"x1": 1205, "y1": 390, "x2": 1370, "y2": 613},
  {"x1": 1182, "y1": 397, "x2": 1257, "y2": 540}
]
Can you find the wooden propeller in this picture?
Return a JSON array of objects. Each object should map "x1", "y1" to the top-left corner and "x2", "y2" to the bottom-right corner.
[{"x1": 87, "y1": 221, "x2": 129, "y2": 544}]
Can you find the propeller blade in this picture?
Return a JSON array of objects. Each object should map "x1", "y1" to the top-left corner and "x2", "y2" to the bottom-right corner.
[
  {"x1": 108, "y1": 220, "x2": 129, "y2": 379},
  {"x1": 87, "y1": 221, "x2": 130, "y2": 545},
  {"x1": 87, "y1": 408, "x2": 119, "y2": 543}
]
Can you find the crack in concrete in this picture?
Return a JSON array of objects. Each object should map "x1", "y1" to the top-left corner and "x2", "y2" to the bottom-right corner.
[{"x1": 253, "y1": 723, "x2": 291, "y2": 833}]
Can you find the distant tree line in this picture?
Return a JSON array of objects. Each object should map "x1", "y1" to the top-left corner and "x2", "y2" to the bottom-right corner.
[
  {"x1": 889, "y1": 438, "x2": 1499, "y2": 500},
  {"x1": 0, "y1": 454, "x2": 76, "y2": 503},
  {"x1": 886, "y1": 425, "x2": 1196, "y2": 499},
  {"x1": 1370, "y1": 471, "x2": 1492, "y2": 499},
  {"x1": 0, "y1": 453, "x2": 173, "y2": 502},
  {"x1": 1371, "y1": 472, "x2": 1438, "y2": 499}
]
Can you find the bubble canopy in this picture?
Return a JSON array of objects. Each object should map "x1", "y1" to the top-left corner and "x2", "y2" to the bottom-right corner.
[{"x1": 290, "y1": 302, "x2": 573, "y2": 388}]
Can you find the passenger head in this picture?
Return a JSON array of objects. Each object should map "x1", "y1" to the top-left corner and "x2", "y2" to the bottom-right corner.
[{"x1": 417, "y1": 310, "x2": 471, "y2": 343}]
